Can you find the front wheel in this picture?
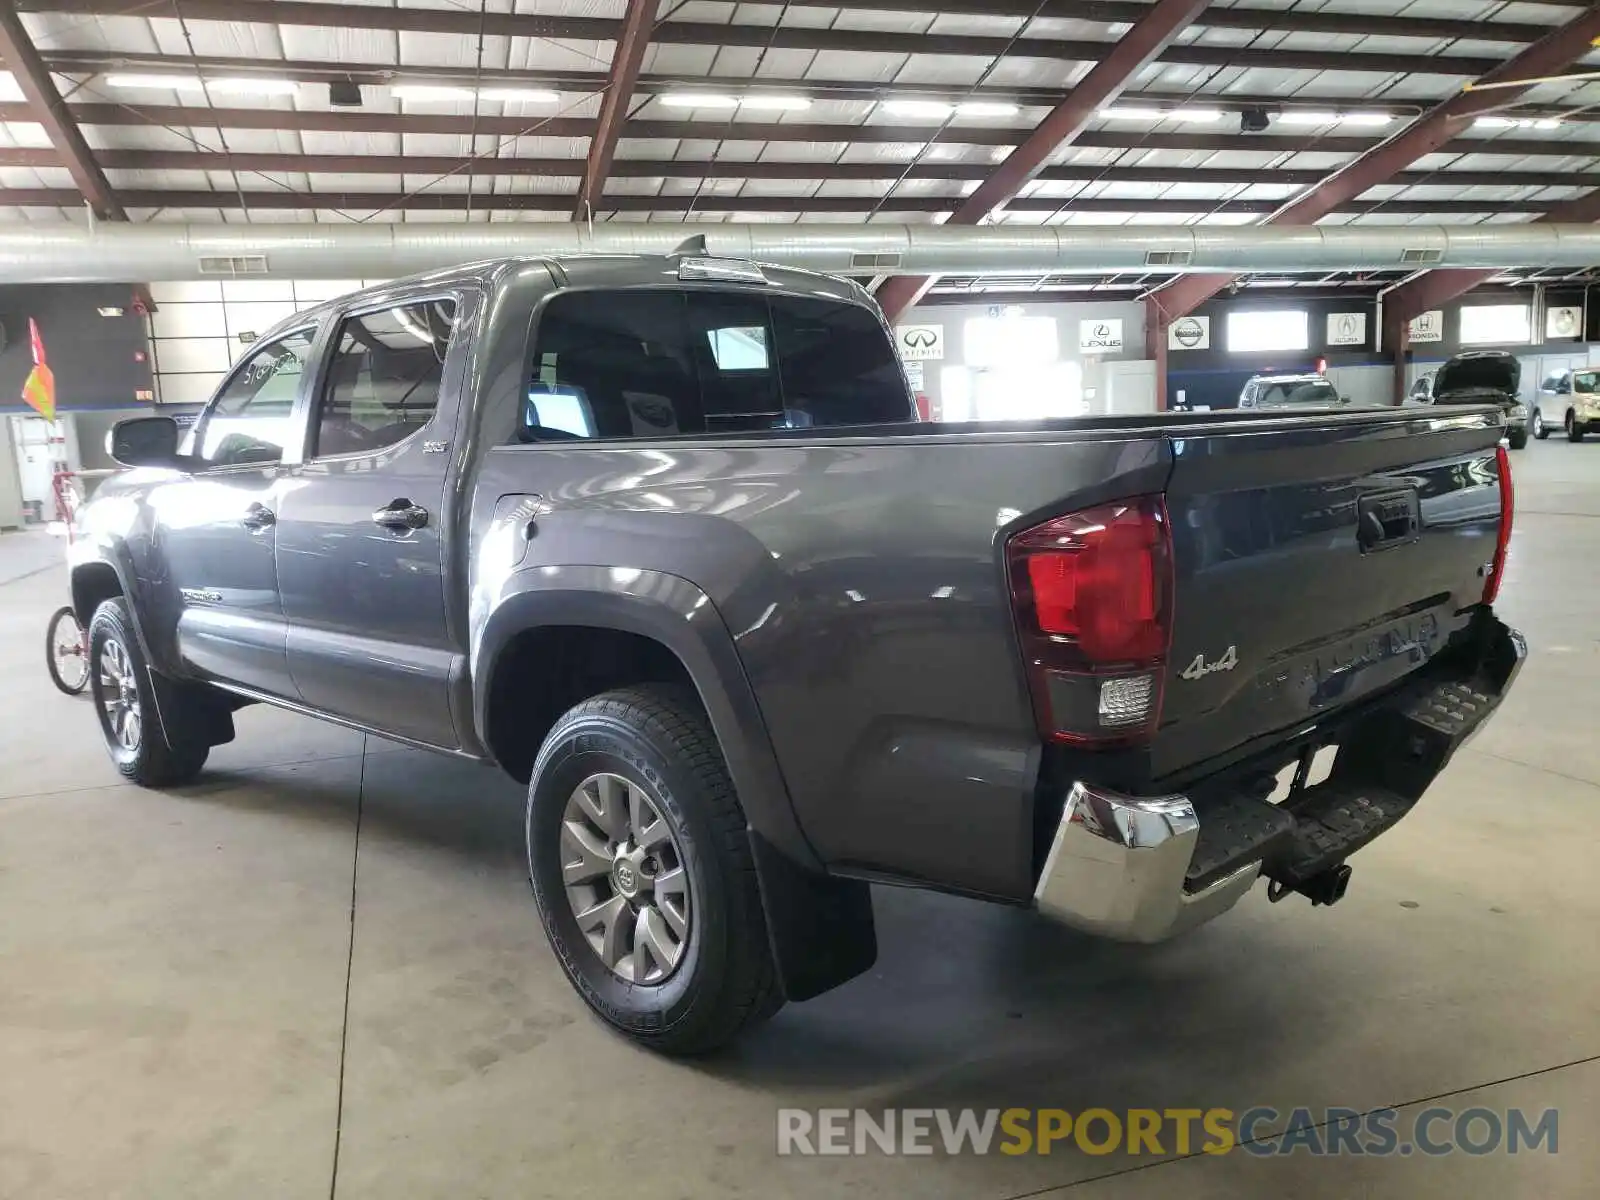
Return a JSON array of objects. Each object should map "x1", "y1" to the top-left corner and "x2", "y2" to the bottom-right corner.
[
  {"x1": 1533, "y1": 409, "x2": 1550, "y2": 440},
  {"x1": 1568, "y1": 411, "x2": 1585, "y2": 443},
  {"x1": 88, "y1": 598, "x2": 210, "y2": 786},
  {"x1": 525, "y1": 685, "x2": 781, "y2": 1055},
  {"x1": 1508, "y1": 428, "x2": 1529, "y2": 450},
  {"x1": 45, "y1": 606, "x2": 90, "y2": 695}
]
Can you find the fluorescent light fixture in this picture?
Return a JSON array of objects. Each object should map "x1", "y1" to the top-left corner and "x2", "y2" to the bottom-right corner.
[
  {"x1": 738, "y1": 95, "x2": 812, "y2": 111},
  {"x1": 205, "y1": 77, "x2": 300, "y2": 96},
  {"x1": 478, "y1": 87, "x2": 559, "y2": 103},
  {"x1": 1474, "y1": 115, "x2": 1562, "y2": 130},
  {"x1": 956, "y1": 101, "x2": 1020, "y2": 117},
  {"x1": 104, "y1": 74, "x2": 204, "y2": 91},
  {"x1": 1278, "y1": 110, "x2": 1393, "y2": 126},
  {"x1": 1099, "y1": 106, "x2": 1222, "y2": 122},
  {"x1": 391, "y1": 84, "x2": 475, "y2": 101},
  {"x1": 661, "y1": 93, "x2": 739, "y2": 108},
  {"x1": 883, "y1": 99, "x2": 955, "y2": 119},
  {"x1": 97, "y1": 306, "x2": 125, "y2": 318},
  {"x1": 1339, "y1": 111, "x2": 1395, "y2": 126}
]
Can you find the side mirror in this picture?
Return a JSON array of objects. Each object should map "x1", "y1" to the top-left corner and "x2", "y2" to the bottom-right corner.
[{"x1": 108, "y1": 416, "x2": 180, "y2": 467}]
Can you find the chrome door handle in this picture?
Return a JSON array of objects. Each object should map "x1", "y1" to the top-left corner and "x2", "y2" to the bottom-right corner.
[
  {"x1": 241, "y1": 503, "x2": 276, "y2": 530},
  {"x1": 372, "y1": 500, "x2": 429, "y2": 531}
]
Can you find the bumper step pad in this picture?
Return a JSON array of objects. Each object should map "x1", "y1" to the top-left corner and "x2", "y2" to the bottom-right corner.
[{"x1": 1181, "y1": 650, "x2": 1516, "y2": 896}]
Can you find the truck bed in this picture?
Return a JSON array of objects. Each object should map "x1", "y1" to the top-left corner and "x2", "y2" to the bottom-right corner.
[{"x1": 472, "y1": 402, "x2": 1507, "y2": 902}]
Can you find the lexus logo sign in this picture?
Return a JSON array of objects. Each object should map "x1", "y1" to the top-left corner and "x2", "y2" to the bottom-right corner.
[{"x1": 1079, "y1": 318, "x2": 1124, "y2": 354}]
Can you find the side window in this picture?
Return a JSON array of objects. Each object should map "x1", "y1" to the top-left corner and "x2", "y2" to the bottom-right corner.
[
  {"x1": 196, "y1": 328, "x2": 316, "y2": 467},
  {"x1": 1541, "y1": 372, "x2": 1562, "y2": 392},
  {"x1": 313, "y1": 299, "x2": 458, "y2": 457}
]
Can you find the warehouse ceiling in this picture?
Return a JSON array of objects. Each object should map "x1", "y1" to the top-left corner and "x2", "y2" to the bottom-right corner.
[{"x1": 0, "y1": 0, "x2": 1598, "y2": 296}]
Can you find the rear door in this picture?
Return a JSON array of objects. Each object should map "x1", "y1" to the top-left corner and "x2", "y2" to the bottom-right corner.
[
  {"x1": 275, "y1": 290, "x2": 472, "y2": 749},
  {"x1": 1154, "y1": 408, "x2": 1504, "y2": 778}
]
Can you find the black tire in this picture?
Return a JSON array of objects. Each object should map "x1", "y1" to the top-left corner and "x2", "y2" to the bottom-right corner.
[
  {"x1": 45, "y1": 605, "x2": 90, "y2": 695},
  {"x1": 525, "y1": 684, "x2": 781, "y2": 1055},
  {"x1": 87, "y1": 598, "x2": 210, "y2": 786},
  {"x1": 1567, "y1": 411, "x2": 1585, "y2": 443},
  {"x1": 1534, "y1": 409, "x2": 1551, "y2": 440},
  {"x1": 1508, "y1": 428, "x2": 1528, "y2": 450}
]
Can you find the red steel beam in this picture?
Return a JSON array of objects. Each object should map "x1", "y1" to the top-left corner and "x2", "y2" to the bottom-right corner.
[
  {"x1": 2, "y1": 103, "x2": 1592, "y2": 159},
  {"x1": 0, "y1": 1, "x2": 123, "y2": 218},
  {"x1": 574, "y1": 0, "x2": 657, "y2": 222},
  {"x1": 875, "y1": 0, "x2": 1212, "y2": 321},
  {"x1": 0, "y1": 189, "x2": 1572, "y2": 216},
  {"x1": 1144, "y1": 3, "x2": 1600, "y2": 348},
  {"x1": 0, "y1": 145, "x2": 1585, "y2": 190},
  {"x1": 10, "y1": 0, "x2": 1512, "y2": 78},
  {"x1": 31, "y1": 49, "x2": 1600, "y2": 125}
]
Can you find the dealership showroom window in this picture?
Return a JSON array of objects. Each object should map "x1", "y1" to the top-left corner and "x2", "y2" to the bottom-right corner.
[{"x1": 1, "y1": 0, "x2": 1597, "y2": 1196}]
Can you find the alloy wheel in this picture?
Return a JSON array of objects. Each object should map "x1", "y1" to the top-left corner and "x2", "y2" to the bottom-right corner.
[
  {"x1": 559, "y1": 772, "x2": 691, "y2": 984},
  {"x1": 1533, "y1": 411, "x2": 1544, "y2": 438},
  {"x1": 96, "y1": 636, "x2": 143, "y2": 751}
]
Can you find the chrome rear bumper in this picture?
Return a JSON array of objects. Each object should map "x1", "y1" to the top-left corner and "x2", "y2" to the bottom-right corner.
[{"x1": 1033, "y1": 782, "x2": 1259, "y2": 943}]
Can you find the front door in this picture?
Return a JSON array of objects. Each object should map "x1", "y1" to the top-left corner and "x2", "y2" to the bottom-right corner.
[
  {"x1": 159, "y1": 326, "x2": 318, "y2": 698},
  {"x1": 275, "y1": 293, "x2": 467, "y2": 749}
]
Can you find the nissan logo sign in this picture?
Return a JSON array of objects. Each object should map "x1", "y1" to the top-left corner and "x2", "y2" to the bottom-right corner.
[{"x1": 1173, "y1": 318, "x2": 1205, "y2": 348}]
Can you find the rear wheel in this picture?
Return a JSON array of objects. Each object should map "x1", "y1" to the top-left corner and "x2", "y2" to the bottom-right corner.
[
  {"x1": 45, "y1": 606, "x2": 89, "y2": 695},
  {"x1": 1567, "y1": 411, "x2": 1585, "y2": 443},
  {"x1": 525, "y1": 684, "x2": 781, "y2": 1054},
  {"x1": 88, "y1": 599, "x2": 210, "y2": 787}
]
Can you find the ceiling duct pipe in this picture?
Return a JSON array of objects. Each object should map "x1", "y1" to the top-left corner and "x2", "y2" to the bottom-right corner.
[{"x1": 1, "y1": 222, "x2": 1599, "y2": 283}]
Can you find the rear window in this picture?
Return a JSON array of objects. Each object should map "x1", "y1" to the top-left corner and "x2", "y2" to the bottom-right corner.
[
  {"x1": 1258, "y1": 380, "x2": 1339, "y2": 406},
  {"x1": 520, "y1": 288, "x2": 911, "y2": 442}
]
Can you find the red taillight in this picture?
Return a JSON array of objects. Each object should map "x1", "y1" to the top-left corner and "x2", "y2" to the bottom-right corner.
[
  {"x1": 1483, "y1": 443, "x2": 1514, "y2": 604},
  {"x1": 1008, "y1": 496, "x2": 1173, "y2": 745}
]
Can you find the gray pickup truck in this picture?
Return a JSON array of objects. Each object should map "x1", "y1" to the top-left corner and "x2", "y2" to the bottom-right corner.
[{"x1": 70, "y1": 252, "x2": 1524, "y2": 1053}]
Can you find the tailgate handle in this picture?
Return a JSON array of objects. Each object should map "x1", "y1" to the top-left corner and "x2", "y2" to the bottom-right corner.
[{"x1": 1357, "y1": 490, "x2": 1420, "y2": 553}]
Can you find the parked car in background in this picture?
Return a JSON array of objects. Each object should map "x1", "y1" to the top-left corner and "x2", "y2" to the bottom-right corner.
[
  {"x1": 1409, "y1": 351, "x2": 1528, "y2": 449},
  {"x1": 1537, "y1": 367, "x2": 1600, "y2": 442},
  {"x1": 1238, "y1": 372, "x2": 1345, "y2": 410}
]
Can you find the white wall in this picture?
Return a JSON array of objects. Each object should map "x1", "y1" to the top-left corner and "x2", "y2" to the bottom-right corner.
[
  {"x1": 146, "y1": 279, "x2": 378, "y2": 407},
  {"x1": 899, "y1": 298, "x2": 1148, "y2": 419}
]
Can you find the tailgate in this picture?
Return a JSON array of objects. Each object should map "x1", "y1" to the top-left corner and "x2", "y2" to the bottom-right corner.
[{"x1": 1153, "y1": 407, "x2": 1505, "y2": 779}]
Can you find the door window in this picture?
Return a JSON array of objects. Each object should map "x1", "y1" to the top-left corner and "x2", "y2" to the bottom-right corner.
[
  {"x1": 312, "y1": 299, "x2": 458, "y2": 457},
  {"x1": 196, "y1": 328, "x2": 316, "y2": 467}
]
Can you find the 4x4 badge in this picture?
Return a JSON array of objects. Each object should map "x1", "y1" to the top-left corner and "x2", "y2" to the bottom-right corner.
[{"x1": 1181, "y1": 646, "x2": 1238, "y2": 680}]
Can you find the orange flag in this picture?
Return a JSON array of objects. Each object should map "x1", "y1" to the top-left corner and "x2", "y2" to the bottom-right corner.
[{"x1": 21, "y1": 318, "x2": 56, "y2": 422}]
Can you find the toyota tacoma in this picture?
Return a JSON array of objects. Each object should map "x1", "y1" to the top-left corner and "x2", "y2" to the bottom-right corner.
[{"x1": 68, "y1": 251, "x2": 1524, "y2": 1053}]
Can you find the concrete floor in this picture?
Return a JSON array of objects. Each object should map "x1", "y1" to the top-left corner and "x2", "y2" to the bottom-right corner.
[{"x1": 2, "y1": 444, "x2": 1597, "y2": 1199}]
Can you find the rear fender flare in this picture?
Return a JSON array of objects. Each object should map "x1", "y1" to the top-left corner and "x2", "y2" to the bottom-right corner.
[{"x1": 473, "y1": 566, "x2": 822, "y2": 872}]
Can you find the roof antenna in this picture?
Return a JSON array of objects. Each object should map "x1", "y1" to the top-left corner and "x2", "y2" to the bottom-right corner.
[{"x1": 671, "y1": 234, "x2": 708, "y2": 257}]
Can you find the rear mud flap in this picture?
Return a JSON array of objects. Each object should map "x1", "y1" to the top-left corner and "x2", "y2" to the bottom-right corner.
[{"x1": 748, "y1": 831, "x2": 877, "y2": 1002}]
